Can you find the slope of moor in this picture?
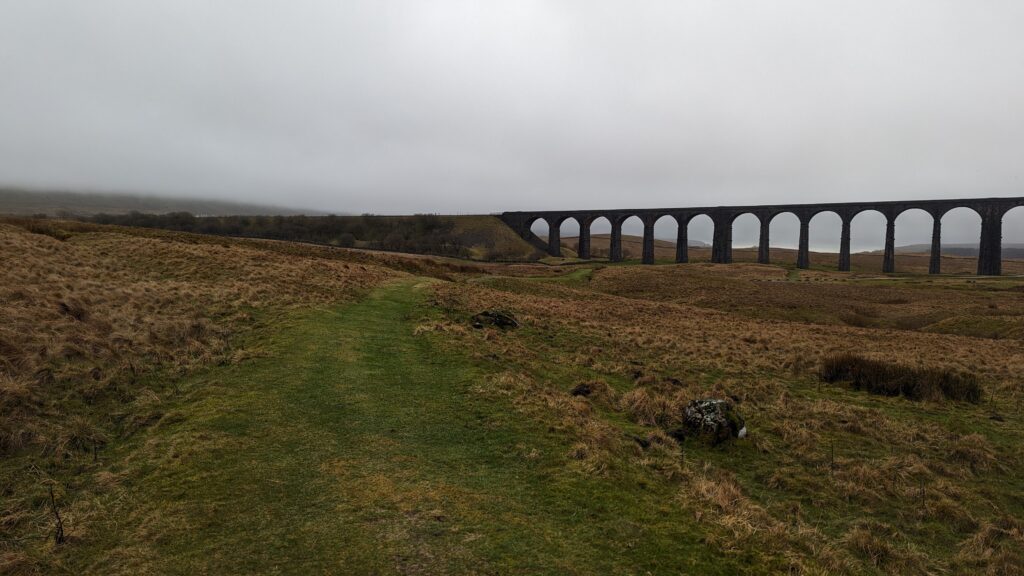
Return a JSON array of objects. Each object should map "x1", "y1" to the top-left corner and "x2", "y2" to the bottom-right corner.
[{"x1": 3, "y1": 219, "x2": 1022, "y2": 574}]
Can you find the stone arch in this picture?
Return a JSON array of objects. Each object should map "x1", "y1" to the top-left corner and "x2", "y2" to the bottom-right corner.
[
  {"x1": 555, "y1": 216, "x2": 582, "y2": 258},
  {"x1": 651, "y1": 214, "x2": 679, "y2": 264},
  {"x1": 523, "y1": 216, "x2": 554, "y2": 256},
  {"x1": 893, "y1": 208, "x2": 934, "y2": 246},
  {"x1": 685, "y1": 214, "x2": 715, "y2": 263},
  {"x1": 614, "y1": 214, "x2": 644, "y2": 262},
  {"x1": 557, "y1": 215, "x2": 581, "y2": 237},
  {"x1": 808, "y1": 210, "x2": 843, "y2": 269},
  {"x1": 889, "y1": 208, "x2": 933, "y2": 273},
  {"x1": 1002, "y1": 205, "x2": 1024, "y2": 243},
  {"x1": 1002, "y1": 205, "x2": 1024, "y2": 270},
  {"x1": 730, "y1": 212, "x2": 761, "y2": 263},
  {"x1": 768, "y1": 211, "x2": 801, "y2": 265},
  {"x1": 587, "y1": 216, "x2": 613, "y2": 259},
  {"x1": 940, "y1": 207, "x2": 983, "y2": 275},
  {"x1": 589, "y1": 215, "x2": 612, "y2": 235},
  {"x1": 849, "y1": 209, "x2": 887, "y2": 271},
  {"x1": 527, "y1": 216, "x2": 550, "y2": 240},
  {"x1": 943, "y1": 204, "x2": 985, "y2": 221}
]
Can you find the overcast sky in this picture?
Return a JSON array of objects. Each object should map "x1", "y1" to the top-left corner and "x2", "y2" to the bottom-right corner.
[{"x1": 2, "y1": 2, "x2": 1023, "y2": 247}]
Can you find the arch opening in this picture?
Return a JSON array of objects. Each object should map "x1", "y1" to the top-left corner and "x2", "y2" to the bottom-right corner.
[
  {"x1": 730, "y1": 213, "x2": 760, "y2": 263},
  {"x1": 849, "y1": 210, "x2": 886, "y2": 271},
  {"x1": 768, "y1": 212, "x2": 800, "y2": 265},
  {"x1": 618, "y1": 215, "x2": 644, "y2": 261},
  {"x1": 558, "y1": 217, "x2": 581, "y2": 258},
  {"x1": 687, "y1": 214, "x2": 714, "y2": 263},
  {"x1": 1003, "y1": 206, "x2": 1024, "y2": 272},
  {"x1": 652, "y1": 214, "x2": 679, "y2": 264},
  {"x1": 587, "y1": 216, "x2": 612, "y2": 259},
  {"x1": 940, "y1": 207, "x2": 982, "y2": 275},
  {"x1": 807, "y1": 211, "x2": 842, "y2": 269},
  {"x1": 892, "y1": 208, "x2": 933, "y2": 274},
  {"x1": 528, "y1": 217, "x2": 550, "y2": 241}
]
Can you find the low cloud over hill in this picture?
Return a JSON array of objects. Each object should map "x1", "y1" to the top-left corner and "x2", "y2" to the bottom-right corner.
[{"x1": 0, "y1": 188, "x2": 324, "y2": 217}]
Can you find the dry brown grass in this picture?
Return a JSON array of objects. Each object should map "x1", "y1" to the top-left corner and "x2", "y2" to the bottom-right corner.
[
  {"x1": 819, "y1": 353, "x2": 983, "y2": 402},
  {"x1": 587, "y1": 263, "x2": 1024, "y2": 337},
  {"x1": 0, "y1": 219, "x2": 398, "y2": 457},
  {"x1": 5, "y1": 216, "x2": 1023, "y2": 573},
  {"x1": 445, "y1": 271, "x2": 1024, "y2": 389},
  {"x1": 843, "y1": 521, "x2": 929, "y2": 573},
  {"x1": 426, "y1": 262, "x2": 1024, "y2": 573},
  {"x1": 1, "y1": 218, "x2": 418, "y2": 573},
  {"x1": 956, "y1": 516, "x2": 1024, "y2": 575}
]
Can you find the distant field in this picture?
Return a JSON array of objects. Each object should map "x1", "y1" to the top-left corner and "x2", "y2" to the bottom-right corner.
[
  {"x1": 561, "y1": 234, "x2": 1024, "y2": 275},
  {"x1": 3, "y1": 217, "x2": 1023, "y2": 574}
]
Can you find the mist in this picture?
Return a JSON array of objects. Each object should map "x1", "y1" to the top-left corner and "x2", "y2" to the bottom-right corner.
[{"x1": 2, "y1": 1, "x2": 1024, "y2": 248}]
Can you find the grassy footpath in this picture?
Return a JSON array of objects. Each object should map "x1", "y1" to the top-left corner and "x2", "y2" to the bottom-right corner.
[{"x1": 67, "y1": 278, "x2": 740, "y2": 575}]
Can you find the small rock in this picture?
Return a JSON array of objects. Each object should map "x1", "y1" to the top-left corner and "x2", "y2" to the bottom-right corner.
[
  {"x1": 471, "y1": 310, "x2": 519, "y2": 329},
  {"x1": 669, "y1": 398, "x2": 747, "y2": 446},
  {"x1": 570, "y1": 382, "x2": 594, "y2": 397},
  {"x1": 569, "y1": 380, "x2": 615, "y2": 404}
]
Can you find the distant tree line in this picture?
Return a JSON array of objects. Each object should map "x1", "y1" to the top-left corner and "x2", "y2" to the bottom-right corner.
[{"x1": 86, "y1": 212, "x2": 474, "y2": 258}]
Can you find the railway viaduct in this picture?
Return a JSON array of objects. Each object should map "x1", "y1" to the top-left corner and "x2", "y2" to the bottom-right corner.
[{"x1": 500, "y1": 197, "x2": 1024, "y2": 276}]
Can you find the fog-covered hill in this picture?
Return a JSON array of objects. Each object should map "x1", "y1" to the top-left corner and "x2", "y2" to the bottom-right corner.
[{"x1": 0, "y1": 188, "x2": 325, "y2": 217}]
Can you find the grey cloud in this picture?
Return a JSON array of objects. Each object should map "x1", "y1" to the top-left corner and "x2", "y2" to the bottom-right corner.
[{"x1": 2, "y1": 1, "x2": 1024, "y2": 248}]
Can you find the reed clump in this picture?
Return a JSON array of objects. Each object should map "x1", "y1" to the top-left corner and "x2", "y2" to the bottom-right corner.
[{"x1": 819, "y1": 353, "x2": 982, "y2": 403}]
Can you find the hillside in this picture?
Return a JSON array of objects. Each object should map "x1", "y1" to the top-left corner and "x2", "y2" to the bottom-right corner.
[
  {"x1": 2, "y1": 217, "x2": 1023, "y2": 574},
  {"x1": 892, "y1": 242, "x2": 1024, "y2": 259},
  {"x1": 0, "y1": 188, "x2": 323, "y2": 217},
  {"x1": 80, "y1": 212, "x2": 544, "y2": 262}
]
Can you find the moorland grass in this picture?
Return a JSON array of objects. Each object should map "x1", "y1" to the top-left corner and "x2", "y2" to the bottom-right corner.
[
  {"x1": 24, "y1": 279, "x2": 748, "y2": 575},
  {"x1": 819, "y1": 353, "x2": 983, "y2": 403},
  {"x1": 431, "y1": 269, "x2": 1024, "y2": 574},
  {"x1": 5, "y1": 219, "x2": 1024, "y2": 575}
]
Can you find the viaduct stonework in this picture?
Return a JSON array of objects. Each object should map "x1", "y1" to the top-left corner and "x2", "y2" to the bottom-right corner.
[{"x1": 500, "y1": 197, "x2": 1024, "y2": 276}]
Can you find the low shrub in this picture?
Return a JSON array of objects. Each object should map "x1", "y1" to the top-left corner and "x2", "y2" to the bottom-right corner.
[{"x1": 819, "y1": 353, "x2": 982, "y2": 403}]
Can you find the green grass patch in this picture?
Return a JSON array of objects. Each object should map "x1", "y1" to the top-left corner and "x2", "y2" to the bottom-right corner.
[{"x1": 54, "y1": 279, "x2": 745, "y2": 575}]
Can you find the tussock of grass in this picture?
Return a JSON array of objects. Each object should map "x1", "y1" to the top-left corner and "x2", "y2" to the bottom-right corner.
[
  {"x1": 620, "y1": 387, "x2": 672, "y2": 427},
  {"x1": 844, "y1": 521, "x2": 928, "y2": 573},
  {"x1": 569, "y1": 379, "x2": 617, "y2": 406},
  {"x1": 819, "y1": 353, "x2": 983, "y2": 403},
  {"x1": 957, "y1": 516, "x2": 1024, "y2": 574}
]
